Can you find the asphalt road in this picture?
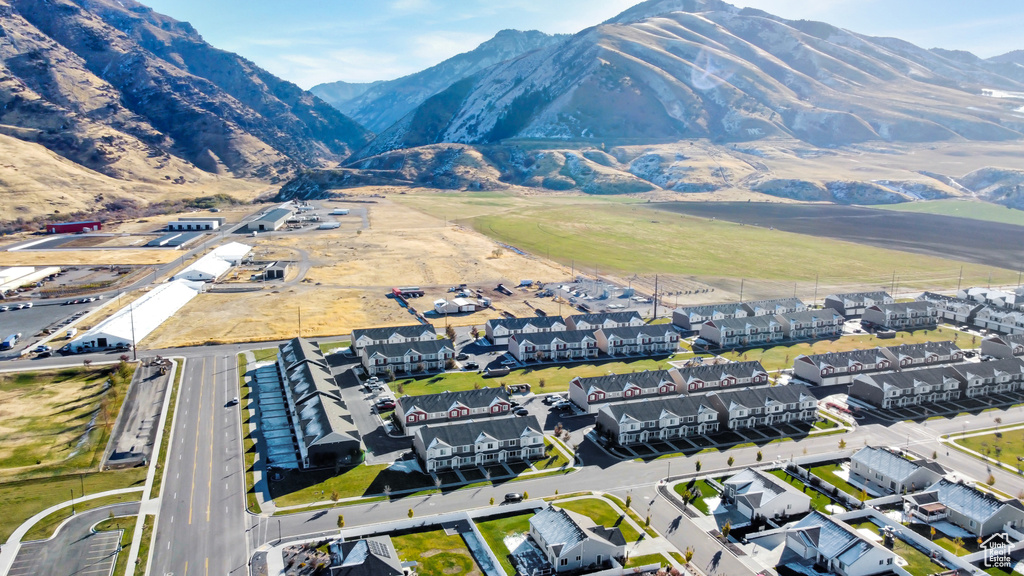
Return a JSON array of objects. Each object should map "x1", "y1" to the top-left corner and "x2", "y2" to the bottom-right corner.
[
  {"x1": 9, "y1": 502, "x2": 139, "y2": 576},
  {"x1": 149, "y1": 354, "x2": 248, "y2": 576}
]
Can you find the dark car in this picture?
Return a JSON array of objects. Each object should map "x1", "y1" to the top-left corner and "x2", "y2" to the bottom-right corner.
[
  {"x1": 35, "y1": 351, "x2": 51, "y2": 359},
  {"x1": 462, "y1": 361, "x2": 479, "y2": 370},
  {"x1": 513, "y1": 407, "x2": 529, "y2": 416},
  {"x1": 503, "y1": 493, "x2": 523, "y2": 503}
]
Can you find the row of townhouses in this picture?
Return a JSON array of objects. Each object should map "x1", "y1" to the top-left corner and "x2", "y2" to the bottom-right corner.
[
  {"x1": 568, "y1": 361, "x2": 771, "y2": 413},
  {"x1": 412, "y1": 415, "x2": 545, "y2": 473},
  {"x1": 861, "y1": 301, "x2": 939, "y2": 330},
  {"x1": 698, "y1": 308, "x2": 845, "y2": 348},
  {"x1": 918, "y1": 291, "x2": 1024, "y2": 334},
  {"x1": 822, "y1": 291, "x2": 894, "y2": 317},
  {"x1": 486, "y1": 311, "x2": 645, "y2": 345},
  {"x1": 507, "y1": 324, "x2": 679, "y2": 362},
  {"x1": 793, "y1": 341, "x2": 964, "y2": 386},
  {"x1": 849, "y1": 357, "x2": 1024, "y2": 408},
  {"x1": 594, "y1": 383, "x2": 817, "y2": 447},
  {"x1": 671, "y1": 298, "x2": 807, "y2": 330}
]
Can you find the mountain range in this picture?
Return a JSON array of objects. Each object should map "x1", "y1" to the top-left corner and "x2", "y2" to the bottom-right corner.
[{"x1": 3, "y1": 0, "x2": 1024, "y2": 220}]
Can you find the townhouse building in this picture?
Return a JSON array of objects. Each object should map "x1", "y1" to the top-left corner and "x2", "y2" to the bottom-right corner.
[
  {"x1": 396, "y1": 388, "x2": 511, "y2": 433},
  {"x1": 742, "y1": 297, "x2": 807, "y2": 317},
  {"x1": 706, "y1": 384, "x2": 818, "y2": 430},
  {"x1": 568, "y1": 370, "x2": 678, "y2": 413},
  {"x1": 412, "y1": 416, "x2": 545, "y2": 473},
  {"x1": 350, "y1": 324, "x2": 437, "y2": 354},
  {"x1": 699, "y1": 315, "x2": 783, "y2": 349},
  {"x1": 594, "y1": 395, "x2": 719, "y2": 446},
  {"x1": 359, "y1": 338, "x2": 455, "y2": 376},
  {"x1": 981, "y1": 334, "x2": 1024, "y2": 359},
  {"x1": 485, "y1": 316, "x2": 567, "y2": 346},
  {"x1": 823, "y1": 291, "x2": 893, "y2": 317},
  {"x1": 508, "y1": 330, "x2": 598, "y2": 363},
  {"x1": 775, "y1": 308, "x2": 845, "y2": 340},
  {"x1": 565, "y1": 311, "x2": 644, "y2": 331},
  {"x1": 881, "y1": 341, "x2": 963, "y2": 369},
  {"x1": 594, "y1": 325, "x2": 679, "y2": 356},
  {"x1": 793, "y1": 348, "x2": 894, "y2": 386},
  {"x1": 672, "y1": 361, "x2": 770, "y2": 393},
  {"x1": 862, "y1": 301, "x2": 939, "y2": 330},
  {"x1": 949, "y1": 357, "x2": 1024, "y2": 398},
  {"x1": 671, "y1": 303, "x2": 749, "y2": 331},
  {"x1": 849, "y1": 367, "x2": 961, "y2": 409}
]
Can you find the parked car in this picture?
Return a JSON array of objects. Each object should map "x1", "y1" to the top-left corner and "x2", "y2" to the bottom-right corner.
[
  {"x1": 33, "y1": 345, "x2": 51, "y2": 353},
  {"x1": 455, "y1": 353, "x2": 469, "y2": 361},
  {"x1": 0, "y1": 306, "x2": 7, "y2": 312},
  {"x1": 501, "y1": 359, "x2": 517, "y2": 367},
  {"x1": 964, "y1": 351, "x2": 977, "y2": 358},
  {"x1": 553, "y1": 401, "x2": 573, "y2": 411},
  {"x1": 513, "y1": 407, "x2": 529, "y2": 416},
  {"x1": 542, "y1": 395, "x2": 564, "y2": 405},
  {"x1": 35, "y1": 351, "x2": 51, "y2": 359},
  {"x1": 462, "y1": 361, "x2": 479, "y2": 370},
  {"x1": 503, "y1": 493, "x2": 523, "y2": 503}
]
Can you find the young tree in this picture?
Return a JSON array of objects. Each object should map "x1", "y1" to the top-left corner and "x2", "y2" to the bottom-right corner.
[
  {"x1": 720, "y1": 520, "x2": 732, "y2": 540},
  {"x1": 953, "y1": 536, "x2": 964, "y2": 555},
  {"x1": 929, "y1": 526, "x2": 936, "y2": 541},
  {"x1": 470, "y1": 326, "x2": 480, "y2": 340},
  {"x1": 838, "y1": 438, "x2": 847, "y2": 449},
  {"x1": 695, "y1": 460, "x2": 702, "y2": 472},
  {"x1": 756, "y1": 450, "x2": 763, "y2": 462},
  {"x1": 684, "y1": 547, "x2": 694, "y2": 563},
  {"x1": 330, "y1": 490, "x2": 339, "y2": 502},
  {"x1": 489, "y1": 497, "x2": 495, "y2": 506},
  {"x1": 626, "y1": 495, "x2": 632, "y2": 508},
  {"x1": 727, "y1": 456, "x2": 735, "y2": 467},
  {"x1": 445, "y1": 325, "x2": 456, "y2": 341},
  {"x1": 408, "y1": 509, "x2": 414, "y2": 518},
  {"x1": 522, "y1": 491, "x2": 529, "y2": 499},
  {"x1": 337, "y1": 515, "x2": 345, "y2": 528}
]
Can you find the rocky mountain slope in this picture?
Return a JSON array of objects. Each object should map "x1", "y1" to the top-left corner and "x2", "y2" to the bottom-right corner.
[
  {"x1": 311, "y1": 29, "x2": 567, "y2": 133},
  {"x1": 0, "y1": 0, "x2": 371, "y2": 192},
  {"x1": 361, "y1": 0, "x2": 1024, "y2": 157}
]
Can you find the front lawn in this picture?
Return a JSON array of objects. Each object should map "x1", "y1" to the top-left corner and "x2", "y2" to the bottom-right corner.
[
  {"x1": 395, "y1": 357, "x2": 684, "y2": 396},
  {"x1": 849, "y1": 520, "x2": 944, "y2": 576},
  {"x1": 392, "y1": 528, "x2": 483, "y2": 576},
  {"x1": 476, "y1": 512, "x2": 533, "y2": 576},
  {"x1": 272, "y1": 463, "x2": 433, "y2": 507},
  {"x1": 674, "y1": 479, "x2": 719, "y2": 515},
  {"x1": 555, "y1": 498, "x2": 641, "y2": 542},
  {"x1": 956, "y1": 429, "x2": 1024, "y2": 471},
  {"x1": 906, "y1": 523, "x2": 979, "y2": 557},
  {"x1": 768, "y1": 470, "x2": 834, "y2": 512},
  {"x1": 719, "y1": 329, "x2": 963, "y2": 371},
  {"x1": 807, "y1": 463, "x2": 863, "y2": 500},
  {"x1": 625, "y1": 553, "x2": 666, "y2": 568},
  {"x1": 535, "y1": 439, "x2": 570, "y2": 471}
]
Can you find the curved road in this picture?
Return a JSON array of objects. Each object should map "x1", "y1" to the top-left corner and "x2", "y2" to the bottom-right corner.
[{"x1": 9, "y1": 502, "x2": 139, "y2": 576}]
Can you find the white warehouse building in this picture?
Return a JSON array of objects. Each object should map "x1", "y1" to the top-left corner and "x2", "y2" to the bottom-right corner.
[
  {"x1": 172, "y1": 242, "x2": 251, "y2": 282},
  {"x1": 66, "y1": 280, "x2": 202, "y2": 353}
]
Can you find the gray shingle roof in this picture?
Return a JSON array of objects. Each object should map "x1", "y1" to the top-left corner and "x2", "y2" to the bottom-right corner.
[
  {"x1": 674, "y1": 361, "x2": 767, "y2": 384},
  {"x1": 362, "y1": 338, "x2": 454, "y2": 358},
  {"x1": 869, "y1": 301, "x2": 935, "y2": 314},
  {"x1": 851, "y1": 447, "x2": 944, "y2": 482},
  {"x1": 790, "y1": 512, "x2": 870, "y2": 563},
  {"x1": 329, "y1": 536, "x2": 403, "y2": 576},
  {"x1": 775, "y1": 308, "x2": 843, "y2": 324},
  {"x1": 856, "y1": 367, "x2": 955, "y2": 391},
  {"x1": 723, "y1": 468, "x2": 796, "y2": 509},
  {"x1": 928, "y1": 479, "x2": 1018, "y2": 524},
  {"x1": 486, "y1": 316, "x2": 566, "y2": 332},
  {"x1": 279, "y1": 338, "x2": 327, "y2": 370},
  {"x1": 674, "y1": 303, "x2": 748, "y2": 319},
  {"x1": 709, "y1": 384, "x2": 814, "y2": 411},
  {"x1": 885, "y1": 341, "x2": 960, "y2": 360},
  {"x1": 575, "y1": 370, "x2": 675, "y2": 394},
  {"x1": 827, "y1": 291, "x2": 892, "y2": 303},
  {"x1": 531, "y1": 505, "x2": 625, "y2": 556},
  {"x1": 415, "y1": 415, "x2": 542, "y2": 449},
  {"x1": 742, "y1": 297, "x2": 805, "y2": 313},
  {"x1": 953, "y1": 357, "x2": 1024, "y2": 380},
  {"x1": 707, "y1": 315, "x2": 779, "y2": 331},
  {"x1": 988, "y1": 334, "x2": 1024, "y2": 346},
  {"x1": 567, "y1": 311, "x2": 642, "y2": 326},
  {"x1": 257, "y1": 207, "x2": 293, "y2": 223},
  {"x1": 511, "y1": 329, "x2": 596, "y2": 346},
  {"x1": 599, "y1": 395, "x2": 716, "y2": 423},
  {"x1": 352, "y1": 324, "x2": 436, "y2": 343},
  {"x1": 278, "y1": 338, "x2": 361, "y2": 450},
  {"x1": 398, "y1": 388, "x2": 509, "y2": 414},
  {"x1": 597, "y1": 325, "x2": 675, "y2": 339},
  {"x1": 796, "y1": 348, "x2": 891, "y2": 369}
]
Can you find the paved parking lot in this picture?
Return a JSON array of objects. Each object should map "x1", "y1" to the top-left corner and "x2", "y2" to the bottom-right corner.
[
  {"x1": 9, "y1": 502, "x2": 136, "y2": 576},
  {"x1": 0, "y1": 300, "x2": 96, "y2": 359}
]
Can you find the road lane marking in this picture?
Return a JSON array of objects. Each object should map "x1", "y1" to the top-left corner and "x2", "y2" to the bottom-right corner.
[
  {"x1": 207, "y1": 357, "x2": 216, "y2": 522},
  {"x1": 189, "y1": 358, "x2": 207, "y2": 524},
  {"x1": 205, "y1": 557, "x2": 209, "y2": 576}
]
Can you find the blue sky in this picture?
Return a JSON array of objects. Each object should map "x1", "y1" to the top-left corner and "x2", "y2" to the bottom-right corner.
[{"x1": 141, "y1": 0, "x2": 1024, "y2": 88}]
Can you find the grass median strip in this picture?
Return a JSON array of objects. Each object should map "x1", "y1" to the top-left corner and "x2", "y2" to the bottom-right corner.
[
  {"x1": 95, "y1": 516, "x2": 135, "y2": 576},
  {"x1": 22, "y1": 491, "x2": 142, "y2": 542},
  {"x1": 151, "y1": 360, "x2": 184, "y2": 499},
  {"x1": 134, "y1": 515, "x2": 155, "y2": 576}
]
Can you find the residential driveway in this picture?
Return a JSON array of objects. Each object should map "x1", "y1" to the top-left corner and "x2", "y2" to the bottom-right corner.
[{"x1": 10, "y1": 502, "x2": 138, "y2": 576}]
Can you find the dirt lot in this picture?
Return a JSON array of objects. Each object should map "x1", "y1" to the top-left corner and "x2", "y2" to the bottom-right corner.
[
  {"x1": 0, "y1": 249, "x2": 180, "y2": 266},
  {"x1": 105, "y1": 205, "x2": 257, "y2": 234},
  {"x1": 652, "y1": 202, "x2": 1024, "y2": 272},
  {"x1": 144, "y1": 195, "x2": 574, "y2": 346}
]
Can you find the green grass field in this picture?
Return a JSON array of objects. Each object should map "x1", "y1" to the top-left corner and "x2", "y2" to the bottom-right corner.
[
  {"x1": 807, "y1": 463, "x2": 863, "y2": 500},
  {"x1": 475, "y1": 512, "x2": 533, "y2": 575},
  {"x1": 719, "y1": 329, "x2": 968, "y2": 371},
  {"x1": 394, "y1": 356, "x2": 685, "y2": 396},
  {"x1": 554, "y1": 497, "x2": 641, "y2": 542},
  {"x1": 674, "y1": 479, "x2": 720, "y2": 515},
  {"x1": 849, "y1": 520, "x2": 944, "y2": 576},
  {"x1": 392, "y1": 528, "x2": 483, "y2": 576},
  {"x1": 906, "y1": 523, "x2": 977, "y2": 557},
  {"x1": 768, "y1": 470, "x2": 834, "y2": 512},
  {"x1": 0, "y1": 469, "x2": 146, "y2": 541},
  {"x1": 135, "y1": 515, "x2": 155, "y2": 576},
  {"x1": 536, "y1": 439, "x2": 570, "y2": 471},
  {"x1": 397, "y1": 193, "x2": 1015, "y2": 288},
  {"x1": 956, "y1": 428, "x2": 1024, "y2": 471},
  {"x1": 22, "y1": 492, "x2": 142, "y2": 541},
  {"x1": 625, "y1": 553, "x2": 667, "y2": 568},
  {"x1": 877, "y1": 199, "x2": 1024, "y2": 227},
  {"x1": 0, "y1": 364, "x2": 137, "y2": 479}
]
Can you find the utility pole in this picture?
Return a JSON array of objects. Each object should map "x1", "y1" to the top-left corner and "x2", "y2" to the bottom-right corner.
[
  {"x1": 129, "y1": 302, "x2": 137, "y2": 361},
  {"x1": 890, "y1": 270, "x2": 896, "y2": 295},
  {"x1": 813, "y1": 274, "x2": 819, "y2": 308},
  {"x1": 652, "y1": 275, "x2": 659, "y2": 320},
  {"x1": 956, "y1": 266, "x2": 963, "y2": 293},
  {"x1": 739, "y1": 279, "x2": 745, "y2": 303},
  {"x1": 298, "y1": 306, "x2": 302, "y2": 338}
]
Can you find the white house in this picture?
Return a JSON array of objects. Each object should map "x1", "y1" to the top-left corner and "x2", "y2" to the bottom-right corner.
[
  {"x1": 485, "y1": 316, "x2": 567, "y2": 346},
  {"x1": 396, "y1": 388, "x2": 511, "y2": 433},
  {"x1": 412, "y1": 416, "x2": 544, "y2": 473},
  {"x1": 359, "y1": 339, "x2": 455, "y2": 376},
  {"x1": 784, "y1": 512, "x2": 897, "y2": 576},
  {"x1": 565, "y1": 311, "x2": 644, "y2": 331},
  {"x1": 722, "y1": 468, "x2": 811, "y2": 521},
  {"x1": 849, "y1": 446, "x2": 945, "y2": 495},
  {"x1": 671, "y1": 303, "x2": 749, "y2": 330},
  {"x1": 350, "y1": 324, "x2": 437, "y2": 353},
  {"x1": 824, "y1": 291, "x2": 893, "y2": 317},
  {"x1": 849, "y1": 367, "x2": 961, "y2": 409},
  {"x1": 793, "y1": 348, "x2": 893, "y2": 386},
  {"x1": 594, "y1": 395, "x2": 719, "y2": 446},
  {"x1": 568, "y1": 370, "x2": 677, "y2": 413},
  {"x1": 905, "y1": 479, "x2": 1024, "y2": 537},
  {"x1": 529, "y1": 505, "x2": 626, "y2": 572},
  {"x1": 594, "y1": 325, "x2": 679, "y2": 356}
]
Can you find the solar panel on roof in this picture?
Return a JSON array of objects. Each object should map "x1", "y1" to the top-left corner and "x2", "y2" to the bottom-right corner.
[{"x1": 367, "y1": 539, "x2": 390, "y2": 558}]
